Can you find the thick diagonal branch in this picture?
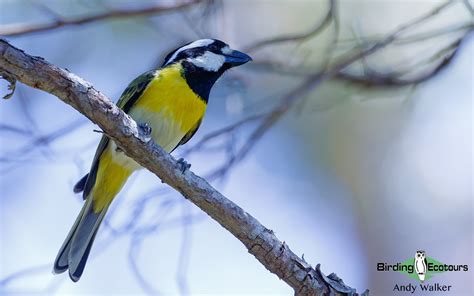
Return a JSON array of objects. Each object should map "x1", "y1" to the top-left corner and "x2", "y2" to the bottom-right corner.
[{"x1": 0, "y1": 40, "x2": 366, "y2": 295}]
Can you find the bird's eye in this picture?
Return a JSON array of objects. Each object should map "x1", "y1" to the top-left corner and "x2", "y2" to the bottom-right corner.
[{"x1": 208, "y1": 44, "x2": 219, "y2": 51}]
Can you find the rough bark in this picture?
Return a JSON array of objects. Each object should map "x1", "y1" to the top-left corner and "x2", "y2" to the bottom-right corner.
[{"x1": 0, "y1": 39, "x2": 367, "y2": 296}]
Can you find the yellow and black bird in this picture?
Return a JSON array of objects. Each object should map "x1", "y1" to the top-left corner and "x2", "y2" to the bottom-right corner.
[{"x1": 53, "y1": 39, "x2": 251, "y2": 281}]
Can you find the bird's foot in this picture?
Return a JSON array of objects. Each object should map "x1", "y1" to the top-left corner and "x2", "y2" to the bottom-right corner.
[
  {"x1": 177, "y1": 158, "x2": 191, "y2": 173},
  {"x1": 138, "y1": 122, "x2": 152, "y2": 142}
]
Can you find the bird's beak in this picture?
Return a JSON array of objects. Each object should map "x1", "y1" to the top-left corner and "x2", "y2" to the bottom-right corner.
[{"x1": 224, "y1": 49, "x2": 252, "y2": 67}]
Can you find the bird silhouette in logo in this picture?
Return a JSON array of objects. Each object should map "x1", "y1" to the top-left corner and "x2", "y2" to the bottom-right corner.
[{"x1": 414, "y1": 250, "x2": 428, "y2": 282}]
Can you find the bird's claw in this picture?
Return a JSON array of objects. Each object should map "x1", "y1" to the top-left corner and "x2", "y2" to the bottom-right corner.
[
  {"x1": 138, "y1": 122, "x2": 152, "y2": 142},
  {"x1": 139, "y1": 122, "x2": 152, "y2": 136},
  {"x1": 177, "y1": 158, "x2": 191, "y2": 173}
]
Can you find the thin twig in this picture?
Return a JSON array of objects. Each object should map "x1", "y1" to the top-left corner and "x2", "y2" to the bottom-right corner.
[
  {"x1": 244, "y1": 0, "x2": 336, "y2": 52},
  {"x1": 336, "y1": 37, "x2": 467, "y2": 87},
  {"x1": 0, "y1": 0, "x2": 205, "y2": 37},
  {"x1": 337, "y1": 22, "x2": 473, "y2": 46},
  {"x1": 182, "y1": 112, "x2": 265, "y2": 155}
]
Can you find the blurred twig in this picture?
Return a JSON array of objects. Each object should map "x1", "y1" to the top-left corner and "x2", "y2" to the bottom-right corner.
[
  {"x1": 0, "y1": 0, "x2": 206, "y2": 37},
  {"x1": 463, "y1": 0, "x2": 474, "y2": 15},
  {"x1": 337, "y1": 22, "x2": 473, "y2": 46},
  {"x1": 245, "y1": 0, "x2": 336, "y2": 52},
  {"x1": 182, "y1": 112, "x2": 265, "y2": 155},
  {"x1": 0, "y1": 123, "x2": 32, "y2": 136},
  {"x1": 0, "y1": 118, "x2": 86, "y2": 164},
  {"x1": 336, "y1": 37, "x2": 467, "y2": 87}
]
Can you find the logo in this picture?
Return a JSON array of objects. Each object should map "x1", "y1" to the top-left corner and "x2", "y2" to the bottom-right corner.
[{"x1": 377, "y1": 250, "x2": 469, "y2": 293}]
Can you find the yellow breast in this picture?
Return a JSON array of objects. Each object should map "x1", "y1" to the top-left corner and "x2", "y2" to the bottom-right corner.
[{"x1": 129, "y1": 64, "x2": 207, "y2": 152}]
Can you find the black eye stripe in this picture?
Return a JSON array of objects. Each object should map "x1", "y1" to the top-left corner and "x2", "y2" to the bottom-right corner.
[
  {"x1": 163, "y1": 39, "x2": 229, "y2": 66},
  {"x1": 208, "y1": 44, "x2": 220, "y2": 51}
]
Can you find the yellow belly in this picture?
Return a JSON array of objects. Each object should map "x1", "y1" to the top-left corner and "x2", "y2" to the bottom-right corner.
[{"x1": 92, "y1": 146, "x2": 133, "y2": 212}]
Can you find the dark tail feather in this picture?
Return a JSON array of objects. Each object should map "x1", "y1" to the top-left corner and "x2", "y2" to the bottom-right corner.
[
  {"x1": 53, "y1": 201, "x2": 88, "y2": 274},
  {"x1": 53, "y1": 198, "x2": 107, "y2": 282},
  {"x1": 70, "y1": 228, "x2": 100, "y2": 281},
  {"x1": 73, "y1": 174, "x2": 89, "y2": 193},
  {"x1": 67, "y1": 200, "x2": 107, "y2": 282}
]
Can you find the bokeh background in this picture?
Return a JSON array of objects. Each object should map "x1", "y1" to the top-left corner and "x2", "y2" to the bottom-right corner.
[{"x1": 0, "y1": 0, "x2": 472, "y2": 295}]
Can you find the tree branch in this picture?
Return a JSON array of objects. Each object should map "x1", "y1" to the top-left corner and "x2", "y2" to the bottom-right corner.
[
  {"x1": 335, "y1": 36, "x2": 467, "y2": 87},
  {"x1": 0, "y1": 0, "x2": 205, "y2": 37},
  {"x1": 244, "y1": 0, "x2": 336, "y2": 52},
  {"x1": 0, "y1": 40, "x2": 366, "y2": 295}
]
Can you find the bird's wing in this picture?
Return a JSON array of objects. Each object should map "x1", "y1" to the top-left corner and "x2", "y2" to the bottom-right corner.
[
  {"x1": 82, "y1": 136, "x2": 109, "y2": 199},
  {"x1": 117, "y1": 70, "x2": 157, "y2": 113},
  {"x1": 81, "y1": 70, "x2": 157, "y2": 199},
  {"x1": 177, "y1": 118, "x2": 202, "y2": 147}
]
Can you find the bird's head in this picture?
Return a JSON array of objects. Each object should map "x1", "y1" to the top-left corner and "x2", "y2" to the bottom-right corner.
[
  {"x1": 163, "y1": 38, "x2": 252, "y2": 71},
  {"x1": 161, "y1": 39, "x2": 252, "y2": 100},
  {"x1": 416, "y1": 250, "x2": 426, "y2": 259}
]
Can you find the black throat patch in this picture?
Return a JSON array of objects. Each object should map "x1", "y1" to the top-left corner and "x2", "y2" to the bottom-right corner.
[{"x1": 180, "y1": 60, "x2": 228, "y2": 102}]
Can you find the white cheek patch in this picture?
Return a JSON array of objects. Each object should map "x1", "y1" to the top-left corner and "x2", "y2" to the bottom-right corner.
[
  {"x1": 187, "y1": 51, "x2": 225, "y2": 72},
  {"x1": 165, "y1": 39, "x2": 214, "y2": 66}
]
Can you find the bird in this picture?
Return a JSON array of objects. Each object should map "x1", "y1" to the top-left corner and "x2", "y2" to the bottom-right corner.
[
  {"x1": 414, "y1": 250, "x2": 427, "y2": 282},
  {"x1": 53, "y1": 39, "x2": 252, "y2": 282}
]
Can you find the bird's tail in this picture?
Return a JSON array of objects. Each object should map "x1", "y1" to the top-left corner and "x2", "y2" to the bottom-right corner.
[{"x1": 53, "y1": 197, "x2": 108, "y2": 282}]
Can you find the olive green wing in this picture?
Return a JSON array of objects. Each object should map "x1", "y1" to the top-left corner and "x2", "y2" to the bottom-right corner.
[
  {"x1": 75, "y1": 70, "x2": 157, "y2": 198},
  {"x1": 117, "y1": 70, "x2": 157, "y2": 113}
]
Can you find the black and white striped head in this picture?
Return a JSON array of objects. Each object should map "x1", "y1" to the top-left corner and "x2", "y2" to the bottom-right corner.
[
  {"x1": 162, "y1": 39, "x2": 252, "y2": 100},
  {"x1": 163, "y1": 39, "x2": 251, "y2": 72}
]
